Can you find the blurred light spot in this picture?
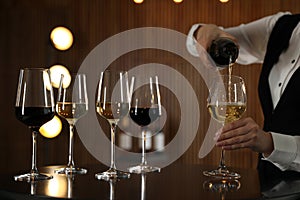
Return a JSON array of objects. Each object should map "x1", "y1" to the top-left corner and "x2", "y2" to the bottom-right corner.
[
  {"x1": 49, "y1": 65, "x2": 71, "y2": 89},
  {"x1": 50, "y1": 26, "x2": 73, "y2": 51},
  {"x1": 40, "y1": 115, "x2": 62, "y2": 138},
  {"x1": 173, "y1": 0, "x2": 183, "y2": 3},
  {"x1": 133, "y1": 0, "x2": 144, "y2": 4}
]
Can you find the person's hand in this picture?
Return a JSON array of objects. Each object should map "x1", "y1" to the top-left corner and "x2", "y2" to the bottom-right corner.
[
  {"x1": 215, "y1": 117, "x2": 274, "y2": 156},
  {"x1": 194, "y1": 24, "x2": 238, "y2": 50}
]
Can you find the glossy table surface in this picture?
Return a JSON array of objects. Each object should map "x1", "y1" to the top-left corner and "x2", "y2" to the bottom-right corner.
[{"x1": 1, "y1": 163, "x2": 300, "y2": 200}]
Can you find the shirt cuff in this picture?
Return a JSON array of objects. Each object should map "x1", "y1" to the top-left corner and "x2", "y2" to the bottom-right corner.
[
  {"x1": 262, "y1": 132, "x2": 297, "y2": 170},
  {"x1": 186, "y1": 24, "x2": 202, "y2": 57}
]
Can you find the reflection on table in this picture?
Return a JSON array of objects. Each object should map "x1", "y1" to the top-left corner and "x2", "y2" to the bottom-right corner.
[{"x1": 1, "y1": 163, "x2": 299, "y2": 199}]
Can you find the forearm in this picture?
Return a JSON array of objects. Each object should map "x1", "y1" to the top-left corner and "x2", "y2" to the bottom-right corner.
[
  {"x1": 186, "y1": 23, "x2": 264, "y2": 65},
  {"x1": 186, "y1": 11, "x2": 289, "y2": 65}
]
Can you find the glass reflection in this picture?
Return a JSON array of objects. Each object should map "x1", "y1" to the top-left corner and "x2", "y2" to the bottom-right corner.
[
  {"x1": 43, "y1": 174, "x2": 74, "y2": 198},
  {"x1": 67, "y1": 175, "x2": 74, "y2": 198},
  {"x1": 106, "y1": 174, "x2": 147, "y2": 200},
  {"x1": 203, "y1": 179, "x2": 241, "y2": 200},
  {"x1": 141, "y1": 174, "x2": 146, "y2": 200},
  {"x1": 109, "y1": 180, "x2": 116, "y2": 200},
  {"x1": 30, "y1": 182, "x2": 36, "y2": 195}
]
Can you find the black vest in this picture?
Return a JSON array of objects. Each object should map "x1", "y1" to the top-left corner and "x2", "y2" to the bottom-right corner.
[{"x1": 257, "y1": 14, "x2": 300, "y2": 189}]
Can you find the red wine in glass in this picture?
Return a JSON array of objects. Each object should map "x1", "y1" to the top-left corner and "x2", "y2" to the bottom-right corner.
[
  {"x1": 15, "y1": 107, "x2": 54, "y2": 128},
  {"x1": 130, "y1": 107, "x2": 160, "y2": 126}
]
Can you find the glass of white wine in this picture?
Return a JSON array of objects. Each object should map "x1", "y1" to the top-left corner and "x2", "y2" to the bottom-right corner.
[
  {"x1": 95, "y1": 70, "x2": 131, "y2": 181},
  {"x1": 203, "y1": 75, "x2": 247, "y2": 179},
  {"x1": 55, "y1": 73, "x2": 89, "y2": 175}
]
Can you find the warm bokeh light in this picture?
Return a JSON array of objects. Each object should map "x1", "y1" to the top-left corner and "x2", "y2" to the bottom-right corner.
[
  {"x1": 49, "y1": 65, "x2": 71, "y2": 89},
  {"x1": 173, "y1": 0, "x2": 183, "y2": 3},
  {"x1": 50, "y1": 26, "x2": 73, "y2": 51},
  {"x1": 39, "y1": 115, "x2": 62, "y2": 138},
  {"x1": 220, "y1": 0, "x2": 229, "y2": 3},
  {"x1": 133, "y1": 0, "x2": 144, "y2": 4}
]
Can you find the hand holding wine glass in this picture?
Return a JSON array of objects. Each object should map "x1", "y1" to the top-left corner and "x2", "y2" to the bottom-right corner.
[
  {"x1": 55, "y1": 73, "x2": 89, "y2": 175},
  {"x1": 14, "y1": 68, "x2": 55, "y2": 182},
  {"x1": 95, "y1": 70, "x2": 131, "y2": 181},
  {"x1": 203, "y1": 75, "x2": 247, "y2": 179}
]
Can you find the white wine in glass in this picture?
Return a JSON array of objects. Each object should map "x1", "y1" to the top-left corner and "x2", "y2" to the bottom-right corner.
[
  {"x1": 14, "y1": 68, "x2": 55, "y2": 182},
  {"x1": 95, "y1": 70, "x2": 131, "y2": 181},
  {"x1": 203, "y1": 75, "x2": 247, "y2": 179},
  {"x1": 55, "y1": 73, "x2": 89, "y2": 175}
]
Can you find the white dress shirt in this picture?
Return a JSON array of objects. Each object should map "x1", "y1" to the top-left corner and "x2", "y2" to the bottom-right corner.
[{"x1": 186, "y1": 11, "x2": 300, "y2": 172}]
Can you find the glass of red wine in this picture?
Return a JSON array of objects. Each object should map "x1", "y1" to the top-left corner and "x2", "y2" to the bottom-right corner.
[
  {"x1": 14, "y1": 68, "x2": 55, "y2": 182},
  {"x1": 128, "y1": 75, "x2": 162, "y2": 174}
]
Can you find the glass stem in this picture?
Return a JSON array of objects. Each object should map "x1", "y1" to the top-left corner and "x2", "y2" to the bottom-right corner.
[
  {"x1": 141, "y1": 130, "x2": 147, "y2": 165},
  {"x1": 219, "y1": 149, "x2": 227, "y2": 171},
  {"x1": 109, "y1": 122, "x2": 117, "y2": 170},
  {"x1": 31, "y1": 130, "x2": 38, "y2": 174},
  {"x1": 219, "y1": 122, "x2": 227, "y2": 171},
  {"x1": 67, "y1": 124, "x2": 75, "y2": 168}
]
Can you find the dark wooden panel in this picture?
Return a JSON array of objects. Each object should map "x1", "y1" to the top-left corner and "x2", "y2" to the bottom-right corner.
[{"x1": 1, "y1": 0, "x2": 300, "y2": 174}]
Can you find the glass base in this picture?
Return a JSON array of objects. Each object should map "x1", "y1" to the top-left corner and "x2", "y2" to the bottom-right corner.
[
  {"x1": 128, "y1": 164, "x2": 161, "y2": 174},
  {"x1": 203, "y1": 168, "x2": 241, "y2": 179},
  {"x1": 95, "y1": 168, "x2": 130, "y2": 181},
  {"x1": 14, "y1": 172, "x2": 53, "y2": 182},
  {"x1": 55, "y1": 167, "x2": 87, "y2": 175}
]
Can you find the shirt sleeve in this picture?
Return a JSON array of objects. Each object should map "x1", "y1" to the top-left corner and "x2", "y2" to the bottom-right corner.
[
  {"x1": 186, "y1": 12, "x2": 291, "y2": 65},
  {"x1": 186, "y1": 24, "x2": 202, "y2": 57},
  {"x1": 262, "y1": 132, "x2": 300, "y2": 172}
]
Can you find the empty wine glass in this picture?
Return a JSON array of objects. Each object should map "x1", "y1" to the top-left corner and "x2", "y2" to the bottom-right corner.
[
  {"x1": 95, "y1": 70, "x2": 131, "y2": 181},
  {"x1": 55, "y1": 73, "x2": 89, "y2": 175},
  {"x1": 14, "y1": 68, "x2": 55, "y2": 182},
  {"x1": 128, "y1": 75, "x2": 162, "y2": 174},
  {"x1": 203, "y1": 75, "x2": 247, "y2": 179}
]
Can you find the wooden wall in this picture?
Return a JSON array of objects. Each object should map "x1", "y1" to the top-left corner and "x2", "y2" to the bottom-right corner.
[{"x1": 1, "y1": 0, "x2": 300, "y2": 173}]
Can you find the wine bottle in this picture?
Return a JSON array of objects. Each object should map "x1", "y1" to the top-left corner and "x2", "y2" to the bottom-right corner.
[{"x1": 208, "y1": 37, "x2": 239, "y2": 68}]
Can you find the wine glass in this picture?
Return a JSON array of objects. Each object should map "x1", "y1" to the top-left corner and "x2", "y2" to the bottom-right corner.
[
  {"x1": 203, "y1": 75, "x2": 247, "y2": 179},
  {"x1": 95, "y1": 70, "x2": 131, "y2": 181},
  {"x1": 55, "y1": 73, "x2": 89, "y2": 174},
  {"x1": 14, "y1": 68, "x2": 55, "y2": 182},
  {"x1": 128, "y1": 75, "x2": 162, "y2": 174}
]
